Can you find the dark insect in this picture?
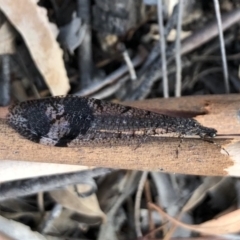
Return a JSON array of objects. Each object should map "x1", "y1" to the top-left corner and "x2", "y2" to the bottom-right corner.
[{"x1": 7, "y1": 96, "x2": 217, "y2": 147}]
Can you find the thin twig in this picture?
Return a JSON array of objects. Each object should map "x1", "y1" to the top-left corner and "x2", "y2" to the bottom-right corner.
[
  {"x1": 91, "y1": 75, "x2": 129, "y2": 99},
  {"x1": 182, "y1": 35, "x2": 235, "y2": 91},
  {"x1": 39, "y1": 204, "x2": 63, "y2": 233},
  {"x1": 213, "y1": 0, "x2": 230, "y2": 93},
  {"x1": 144, "y1": 221, "x2": 169, "y2": 239},
  {"x1": 98, "y1": 171, "x2": 141, "y2": 240},
  {"x1": 75, "y1": 54, "x2": 145, "y2": 96},
  {"x1": 122, "y1": 50, "x2": 137, "y2": 81},
  {"x1": 0, "y1": 215, "x2": 48, "y2": 240},
  {"x1": 157, "y1": 0, "x2": 169, "y2": 98},
  {"x1": 192, "y1": 52, "x2": 240, "y2": 61},
  {"x1": 0, "y1": 168, "x2": 113, "y2": 201},
  {"x1": 134, "y1": 171, "x2": 148, "y2": 238},
  {"x1": 181, "y1": 8, "x2": 240, "y2": 55},
  {"x1": 175, "y1": 0, "x2": 183, "y2": 97},
  {"x1": 189, "y1": 67, "x2": 223, "y2": 88},
  {"x1": 125, "y1": 9, "x2": 240, "y2": 100},
  {"x1": 77, "y1": 0, "x2": 92, "y2": 88},
  {"x1": 15, "y1": 48, "x2": 41, "y2": 99},
  {"x1": 37, "y1": 192, "x2": 45, "y2": 214},
  {"x1": 125, "y1": 56, "x2": 192, "y2": 100},
  {"x1": 118, "y1": 43, "x2": 137, "y2": 81},
  {"x1": 138, "y1": 43, "x2": 160, "y2": 76},
  {"x1": 0, "y1": 55, "x2": 10, "y2": 106},
  {"x1": 144, "y1": 180, "x2": 155, "y2": 238}
]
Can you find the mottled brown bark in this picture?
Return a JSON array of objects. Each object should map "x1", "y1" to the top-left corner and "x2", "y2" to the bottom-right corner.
[{"x1": 0, "y1": 94, "x2": 239, "y2": 176}]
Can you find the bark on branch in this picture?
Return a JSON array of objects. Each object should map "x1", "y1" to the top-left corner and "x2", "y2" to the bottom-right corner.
[{"x1": 0, "y1": 94, "x2": 239, "y2": 176}]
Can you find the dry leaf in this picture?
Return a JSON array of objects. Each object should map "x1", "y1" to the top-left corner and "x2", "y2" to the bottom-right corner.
[
  {"x1": 0, "y1": 12, "x2": 16, "y2": 54},
  {"x1": 0, "y1": 160, "x2": 89, "y2": 182},
  {"x1": 0, "y1": 0, "x2": 70, "y2": 95},
  {"x1": 50, "y1": 187, "x2": 106, "y2": 225},
  {"x1": 164, "y1": 177, "x2": 227, "y2": 239},
  {"x1": 150, "y1": 202, "x2": 240, "y2": 235},
  {"x1": 0, "y1": 215, "x2": 47, "y2": 240},
  {"x1": 182, "y1": 177, "x2": 223, "y2": 212},
  {"x1": 58, "y1": 12, "x2": 86, "y2": 54}
]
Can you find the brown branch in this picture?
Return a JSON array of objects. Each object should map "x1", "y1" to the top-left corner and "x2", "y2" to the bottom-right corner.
[
  {"x1": 181, "y1": 8, "x2": 240, "y2": 55},
  {"x1": 0, "y1": 94, "x2": 239, "y2": 176}
]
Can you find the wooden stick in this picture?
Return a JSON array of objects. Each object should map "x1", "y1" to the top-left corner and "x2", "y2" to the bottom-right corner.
[{"x1": 0, "y1": 94, "x2": 239, "y2": 176}]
